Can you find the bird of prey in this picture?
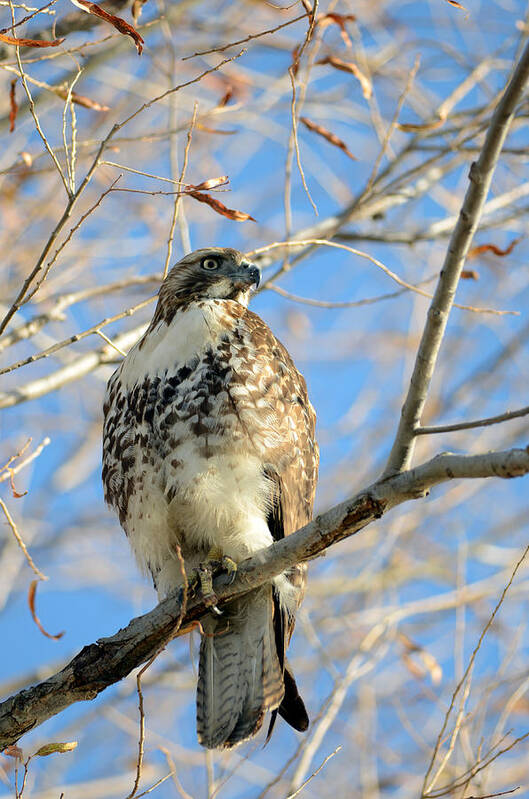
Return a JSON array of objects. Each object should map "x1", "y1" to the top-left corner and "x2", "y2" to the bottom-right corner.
[{"x1": 102, "y1": 247, "x2": 319, "y2": 749}]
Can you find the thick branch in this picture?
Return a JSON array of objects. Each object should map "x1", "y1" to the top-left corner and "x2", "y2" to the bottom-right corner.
[
  {"x1": 0, "y1": 324, "x2": 147, "y2": 410},
  {"x1": 1, "y1": 446, "x2": 528, "y2": 750},
  {"x1": 383, "y1": 40, "x2": 529, "y2": 476}
]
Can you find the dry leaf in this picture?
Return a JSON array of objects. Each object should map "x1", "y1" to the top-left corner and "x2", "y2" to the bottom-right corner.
[
  {"x1": 189, "y1": 176, "x2": 229, "y2": 191},
  {"x1": 317, "y1": 56, "x2": 372, "y2": 98},
  {"x1": 34, "y1": 742, "x2": 77, "y2": 757},
  {"x1": 9, "y1": 470, "x2": 27, "y2": 498},
  {"x1": 28, "y1": 579, "x2": 64, "y2": 640},
  {"x1": 445, "y1": 0, "x2": 466, "y2": 9},
  {"x1": 461, "y1": 269, "x2": 479, "y2": 280},
  {"x1": 399, "y1": 633, "x2": 442, "y2": 685},
  {"x1": 20, "y1": 151, "x2": 33, "y2": 167},
  {"x1": 300, "y1": 116, "x2": 357, "y2": 160},
  {"x1": 69, "y1": 0, "x2": 144, "y2": 54},
  {"x1": 185, "y1": 190, "x2": 256, "y2": 222},
  {"x1": 468, "y1": 237, "x2": 522, "y2": 259},
  {"x1": 317, "y1": 13, "x2": 356, "y2": 47},
  {"x1": 56, "y1": 88, "x2": 110, "y2": 112},
  {"x1": 0, "y1": 32, "x2": 64, "y2": 47},
  {"x1": 291, "y1": 44, "x2": 301, "y2": 77},
  {"x1": 397, "y1": 111, "x2": 447, "y2": 132},
  {"x1": 217, "y1": 86, "x2": 233, "y2": 108},
  {"x1": 9, "y1": 79, "x2": 17, "y2": 133},
  {"x1": 402, "y1": 651, "x2": 424, "y2": 681},
  {"x1": 3, "y1": 745, "x2": 23, "y2": 759},
  {"x1": 195, "y1": 124, "x2": 236, "y2": 136},
  {"x1": 131, "y1": 0, "x2": 148, "y2": 24}
]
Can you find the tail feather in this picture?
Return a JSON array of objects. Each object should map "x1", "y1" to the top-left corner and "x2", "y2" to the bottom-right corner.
[
  {"x1": 266, "y1": 659, "x2": 309, "y2": 743},
  {"x1": 197, "y1": 585, "x2": 284, "y2": 749},
  {"x1": 278, "y1": 660, "x2": 309, "y2": 731}
]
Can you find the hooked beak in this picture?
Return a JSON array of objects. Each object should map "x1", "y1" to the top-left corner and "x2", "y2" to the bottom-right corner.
[
  {"x1": 237, "y1": 262, "x2": 261, "y2": 289},
  {"x1": 247, "y1": 264, "x2": 261, "y2": 289}
]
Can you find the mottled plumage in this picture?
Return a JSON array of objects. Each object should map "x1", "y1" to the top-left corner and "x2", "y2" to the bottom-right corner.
[{"x1": 102, "y1": 247, "x2": 318, "y2": 748}]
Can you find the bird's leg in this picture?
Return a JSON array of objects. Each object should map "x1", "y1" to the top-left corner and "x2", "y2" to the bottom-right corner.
[
  {"x1": 197, "y1": 561, "x2": 222, "y2": 615},
  {"x1": 220, "y1": 555, "x2": 237, "y2": 584},
  {"x1": 208, "y1": 547, "x2": 237, "y2": 584},
  {"x1": 196, "y1": 548, "x2": 238, "y2": 614}
]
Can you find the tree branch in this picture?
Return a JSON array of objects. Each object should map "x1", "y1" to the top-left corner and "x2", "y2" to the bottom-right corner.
[
  {"x1": 0, "y1": 323, "x2": 147, "y2": 410},
  {"x1": 416, "y1": 404, "x2": 529, "y2": 435},
  {"x1": 1, "y1": 446, "x2": 528, "y2": 751},
  {"x1": 383, "y1": 40, "x2": 529, "y2": 477}
]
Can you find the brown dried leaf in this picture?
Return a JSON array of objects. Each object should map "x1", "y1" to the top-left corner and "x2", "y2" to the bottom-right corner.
[
  {"x1": 217, "y1": 86, "x2": 233, "y2": 108},
  {"x1": 189, "y1": 176, "x2": 229, "y2": 191},
  {"x1": 34, "y1": 742, "x2": 77, "y2": 757},
  {"x1": 3, "y1": 745, "x2": 23, "y2": 759},
  {"x1": 317, "y1": 56, "x2": 372, "y2": 98},
  {"x1": 291, "y1": 44, "x2": 301, "y2": 77},
  {"x1": 397, "y1": 112, "x2": 446, "y2": 132},
  {"x1": 461, "y1": 269, "x2": 479, "y2": 280},
  {"x1": 321, "y1": 12, "x2": 356, "y2": 23},
  {"x1": 317, "y1": 13, "x2": 356, "y2": 47},
  {"x1": 185, "y1": 190, "x2": 256, "y2": 222},
  {"x1": 9, "y1": 79, "x2": 17, "y2": 133},
  {"x1": 468, "y1": 237, "x2": 522, "y2": 259},
  {"x1": 300, "y1": 116, "x2": 357, "y2": 160},
  {"x1": 445, "y1": 0, "x2": 466, "y2": 9},
  {"x1": 9, "y1": 470, "x2": 27, "y2": 498},
  {"x1": 131, "y1": 0, "x2": 148, "y2": 24},
  {"x1": 56, "y1": 88, "x2": 110, "y2": 112},
  {"x1": 0, "y1": 32, "x2": 64, "y2": 47},
  {"x1": 28, "y1": 579, "x2": 64, "y2": 640},
  {"x1": 195, "y1": 124, "x2": 236, "y2": 136},
  {"x1": 402, "y1": 651, "x2": 424, "y2": 681},
  {"x1": 399, "y1": 633, "x2": 442, "y2": 685},
  {"x1": 69, "y1": 0, "x2": 144, "y2": 54}
]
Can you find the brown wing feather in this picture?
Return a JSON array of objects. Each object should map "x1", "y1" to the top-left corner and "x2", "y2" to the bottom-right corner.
[{"x1": 238, "y1": 307, "x2": 318, "y2": 738}]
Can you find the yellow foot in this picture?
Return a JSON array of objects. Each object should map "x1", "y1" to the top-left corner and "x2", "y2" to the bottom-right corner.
[
  {"x1": 221, "y1": 556, "x2": 237, "y2": 585},
  {"x1": 197, "y1": 562, "x2": 222, "y2": 616}
]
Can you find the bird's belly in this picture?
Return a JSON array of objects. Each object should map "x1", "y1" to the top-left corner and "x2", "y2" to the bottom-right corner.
[
  {"x1": 166, "y1": 448, "x2": 274, "y2": 560},
  {"x1": 125, "y1": 444, "x2": 275, "y2": 598}
]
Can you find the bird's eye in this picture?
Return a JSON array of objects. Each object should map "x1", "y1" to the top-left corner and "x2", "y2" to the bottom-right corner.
[{"x1": 201, "y1": 256, "x2": 220, "y2": 270}]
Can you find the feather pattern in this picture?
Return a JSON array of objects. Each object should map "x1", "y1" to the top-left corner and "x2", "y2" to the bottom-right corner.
[{"x1": 102, "y1": 248, "x2": 318, "y2": 748}]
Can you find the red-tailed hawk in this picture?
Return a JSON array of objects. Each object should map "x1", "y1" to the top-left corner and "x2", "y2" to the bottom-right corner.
[{"x1": 102, "y1": 247, "x2": 319, "y2": 748}]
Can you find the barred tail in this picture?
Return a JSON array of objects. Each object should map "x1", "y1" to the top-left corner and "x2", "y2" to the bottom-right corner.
[{"x1": 196, "y1": 585, "x2": 284, "y2": 749}]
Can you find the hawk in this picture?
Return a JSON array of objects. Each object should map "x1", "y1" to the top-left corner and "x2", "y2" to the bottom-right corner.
[{"x1": 102, "y1": 247, "x2": 319, "y2": 748}]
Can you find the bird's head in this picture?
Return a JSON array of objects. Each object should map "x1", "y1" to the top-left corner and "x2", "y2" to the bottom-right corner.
[{"x1": 159, "y1": 248, "x2": 261, "y2": 312}]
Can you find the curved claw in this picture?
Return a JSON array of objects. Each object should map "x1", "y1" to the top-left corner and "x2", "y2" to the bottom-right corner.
[
  {"x1": 221, "y1": 556, "x2": 238, "y2": 585},
  {"x1": 197, "y1": 562, "x2": 222, "y2": 615}
]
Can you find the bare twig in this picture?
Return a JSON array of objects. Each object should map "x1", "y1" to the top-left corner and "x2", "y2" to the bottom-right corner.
[
  {"x1": 1, "y1": 445, "x2": 529, "y2": 749},
  {"x1": 383, "y1": 40, "x2": 529, "y2": 477},
  {"x1": 416, "y1": 405, "x2": 529, "y2": 436},
  {"x1": 0, "y1": 49, "x2": 245, "y2": 337},
  {"x1": 7, "y1": 0, "x2": 69, "y2": 195},
  {"x1": 0, "y1": 296, "x2": 155, "y2": 376},
  {"x1": 0, "y1": 323, "x2": 147, "y2": 409},
  {"x1": 181, "y1": 12, "x2": 307, "y2": 59},
  {"x1": 250, "y1": 239, "x2": 515, "y2": 315},
  {"x1": 162, "y1": 102, "x2": 198, "y2": 278},
  {"x1": 0, "y1": 499, "x2": 47, "y2": 581},
  {"x1": 285, "y1": 746, "x2": 341, "y2": 799},
  {"x1": 421, "y1": 544, "x2": 529, "y2": 796},
  {"x1": 0, "y1": 437, "x2": 50, "y2": 484}
]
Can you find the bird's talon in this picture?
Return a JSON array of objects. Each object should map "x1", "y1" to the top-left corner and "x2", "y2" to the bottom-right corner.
[
  {"x1": 221, "y1": 556, "x2": 238, "y2": 584},
  {"x1": 197, "y1": 562, "x2": 222, "y2": 612}
]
